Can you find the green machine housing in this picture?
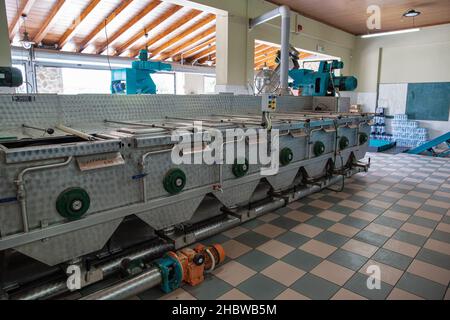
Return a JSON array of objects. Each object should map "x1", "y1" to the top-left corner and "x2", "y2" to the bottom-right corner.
[{"x1": 0, "y1": 67, "x2": 23, "y2": 88}]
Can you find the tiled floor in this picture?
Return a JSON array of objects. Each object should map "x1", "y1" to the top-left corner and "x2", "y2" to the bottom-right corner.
[{"x1": 138, "y1": 153, "x2": 450, "y2": 300}]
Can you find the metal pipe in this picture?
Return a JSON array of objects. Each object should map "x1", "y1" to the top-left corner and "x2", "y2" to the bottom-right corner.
[
  {"x1": 140, "y1": 148, "x2": 173, "y2": 203},
  {"x1": 249, "y1": 5, "x2": 291, "y2": 95},
  {"x1": 56, "y1": 125, "x2": 99, "y2": 141},
  {"x1": 191, "y1": 216, "x2": 241, "y2": 242},
  {"x1": 80, "y1": 267, "x2": 162, "y2": 300},
  {"x1": 16, "y1": 157, "x2": 73, "y2": 233}
]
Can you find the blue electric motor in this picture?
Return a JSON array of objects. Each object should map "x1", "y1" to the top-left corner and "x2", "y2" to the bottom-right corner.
[
  {"x1": 289, "y1": 60, "x2": 357, "y2": 96},
  {"x1": 111, "y1": 49, "x2": 172, "y2": 95}
]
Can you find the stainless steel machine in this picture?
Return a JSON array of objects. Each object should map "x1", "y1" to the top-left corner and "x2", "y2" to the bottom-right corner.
[{"x1": 0, "y1": 93, "x2": 371, "y2": 300}]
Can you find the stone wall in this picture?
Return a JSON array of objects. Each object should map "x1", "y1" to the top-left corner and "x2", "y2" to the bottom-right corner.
[{"x1": 36, "y1": 67, "x2": 64, "y2": 93}]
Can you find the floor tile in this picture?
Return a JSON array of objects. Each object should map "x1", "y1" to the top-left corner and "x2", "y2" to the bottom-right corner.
[
  {"x1": 327, "y1": 223, "x2": 360, "y2": 237},
  {"x1": 392, "y1": 230, "x2": 427, "y2": 247},
  {"x1": 340, "y1": 216, "x2": 370, "y2": 229},
  {"x1": 350, "y1": 210, "x2": 378, "y2": 222},
  {"x1": 258, "y1": 213, "x2": 280, "y2": 223},
  {"x1": 329, "y1": 205, "x2": 355, "y2": 215},
  {"x1": 372, "y1": 248, "x2": 413, "y2": 270},
  {"x1": 408, "y1": 216, "x2": 438, "y2": 229},
  {"x1": 221, "y1": 240, "x2": 252, "y2": 259},
  {"x1": 217, "y1": 289, "x2": 252, "y2": 300},
  {"x1": 331, "y1": 288, "x2": 367, "y2": 300},
  {"x1": 407, "y1": 259, "x2": 450, "y2": 286},
  {"x1": 387, "y1": 288, "x2": 424, "y2": 300},
  {"x1": 344, "y1": 272, "x2": 393, "y2": 300},
  {"x1": 213, "y1": 261, "x2": 257, "y2": 286},
  {"x1": 383, "y1": 239, "x2": 420, "y2": 258},
  {"x1": 274, "y1": 207, "x2": 292, "y2": 215},
  {"x1": 341, "y1": 239, "x2": 378, "y2": 258},
  {"x1": 396, "y1": 199, "x2": 422, "y2": 209},
  {"x1": 276, "y1": 231, "x2": 309, "y2": 248},
  {"x1": 317, "y1": 210, "x2": 346, "y2": 222},
  {"x1": 396, "y1": 272, "x2": 447, "y2": 300},
  {"x1": 257, "y1": 240, "x2": 295, "y2": 259},
  {"x1": 423, "y1": 238, "x2": 450, "y2": 256},
  {"x1": 309, "y1": 199, "x2": 334, "y2": 210},
  {"x1": 284, "y1": 210, "x2": 313, "y2": 223},
  {"x1": 430, "y1": 230, "x2": 450, "y2": 244},
  {"x1": 237, "y1": 274, "x2": 286, "y2": 300},
  {"x1": 270, "y1": 216, "x2": 300, "y2": 230},
  {"x1": 374, "y1": 216, "x2": 404, "y2": 229},
  {"x1": 314, "y1": 230, "x2": 349, "y2": 247},
  {"x1": 390, "y1": 204, "x2": 416, "y2": 215},
  {"x1": 360, "y1": 260, "x2": 404, "y2": 286},
  {"x1": 436, "y1": 222, "x2": 450, "y2": 233},
  {"x1": 355, "y1": 230, "x2": 389, "y2": 247},
  {"x1": 305, "y1": 217, "x2": 335, "y2": 229},
  {"x1": 282, "y1": 249, "x2": 323, "y2": 272},
  {"x1": 291, "y1": 223, "x2": 323, "y2": 238},
  {"x1": 261, "y1": 261, "x2": 306, "y2": 286},
  {"x1": 298, "y1": 205, "x2": 323, "y2": 215},
  {"x1": 236, "y1": 250, "x2": 278, "y2": 272},
  {"x1": 157, "y1": 288, "x2": 197, "y2": 301},
  {"x1": 240, "y1": 219, "x2": 265, "y2": 230},
  {"x1": 382, "y1": 210, "x2": 410, "y2": 222},
  {"x1": 184, "y1": 276, "x2": 233, "y2": 300},
  {"x1": 365, "y1": 223, "x2": 397, "y2": 237},
  {"x1": 328, "y1": 249, "x2": 369, "y2": 271},
  {"x1": 253, "y1": 223, "x2": 286, "y2": 239},
  {"x1": 275, "y1": 288, "x2": 310, "y2": 300},
  {"x1": 311, "y1": 260, "x2": 354, "y2": 286},
  {"x1": 291, "y1": 274, "x2": 340, "y2": 300},
  {"x1": 234, "y1": 231, "x2": 271, "y2": 248},
  {"x1": 400, "y1": 222, "x2": 433, "y2": 237},
  {"x1": 299, "y1": 239, "x2": 337, "y2": 259},
  {"x1": 222, "y1": 226, "x2": 248, "y2": 239},
  {"x1": 339, "y1": 200, "x2": 363, "y2": 209}
]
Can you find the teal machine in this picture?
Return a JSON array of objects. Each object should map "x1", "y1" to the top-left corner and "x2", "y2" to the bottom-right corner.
[
  {"x1": 289, "y1": 60, "x2": 357, "y2": 97},
  {"x1": 111, "y1": 49, "x2": 172, "y2": 94}
]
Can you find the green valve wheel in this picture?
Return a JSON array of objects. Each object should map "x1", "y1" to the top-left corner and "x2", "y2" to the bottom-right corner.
[
  {"x1": 56, "y1": 188, "x2": 90, "y2": 220},
  {"x1": 339, "y1": 136, "x2": 350, "y2": 150},
  {"x1": 280, "y1": 148, "x2": 294, "y2": 166},
  {"x1": 359, "y1": 133, "x2": 369, "y2": 145},
  {"x1": 313, "y1": 141, "x2": 326, "y2": 157},
  {"x1": 232, "y1": 158, "x2": 249, "y2": 178},
  {"x1": 163, "y1": 168, "x2": 186, "y2": 195}
]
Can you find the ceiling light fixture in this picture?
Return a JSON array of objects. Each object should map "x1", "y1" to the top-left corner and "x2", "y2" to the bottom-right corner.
[
  {"x1": 361, "y1": 28, "x2": 421, "y2": 38},
  {"x1": 403, "y1": 9, "x2": 421, "y2": 18}
]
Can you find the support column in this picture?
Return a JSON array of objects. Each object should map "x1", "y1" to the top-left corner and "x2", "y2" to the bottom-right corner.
[
  {"x1": 215, "y1": 13, "x2": 249, "y2": 94},
  {"x1": 0, "y1": 0, "x2": 12, "y2": 67}
]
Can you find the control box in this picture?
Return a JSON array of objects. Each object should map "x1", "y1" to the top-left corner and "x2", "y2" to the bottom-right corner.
[{"x1": 261, "y1": 94, "x2": 277, "y2": 113}]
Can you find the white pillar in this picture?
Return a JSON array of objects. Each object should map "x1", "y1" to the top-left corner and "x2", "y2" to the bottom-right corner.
[
  {"x1": 0, "y1": 0, "x2": 12, "y2": 67},
  {"x1": 215, "y1": 13, "x2": 250, "y2": 94}
]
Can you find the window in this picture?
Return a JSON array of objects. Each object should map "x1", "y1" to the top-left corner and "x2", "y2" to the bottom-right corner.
[
  {"x1": 204, "y1": 76, "x2": 216, "y2": 94},
  {"x1": 60, "y1": 68, "x2": 111, "y2": 94},
  {"x1": 152, "y1": 73, "x2": 176, "y2": 94}
]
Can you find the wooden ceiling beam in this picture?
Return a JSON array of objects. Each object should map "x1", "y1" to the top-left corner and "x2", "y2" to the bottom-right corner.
[
  {"x1": 33, "y1": 0, "x2": 67, "y2": 44},
  {"x1": 129, "y1": 9, "x2": 203, "y2": 58},
  {"x1": 255, "y1": 47, "x2": 279, "y2": 61},
  {"x1": 78, "y1": 0, "x2": 134, "y2": 52},
  {"x1": 8, "y1": 0, "x2": 37, "y2": 41},
  {"x1": 150, "y1": 14, "x2": 215, "y2": 58},
  {"x1": 96, "y1": 0, "x2": 162, "y2": 55},
  {"x1": 188, "y1": 45, "x2": 216, "y2": 62},
  {"x1": 198, "y1": 52, "x2": 216, "y2": 64},
  {"x1": 254, "y1": 44, "x2": 270, "y2": 55},
  {"x1": 58, "y1": 0, "x2": 102, "y2": 49},
  {"x1": 115, "y1": 4, "x2": 183, "y2": 56},
  {"x1": 170, "y1": 36, "x2": 215, "y2": 62},
  {"x1": 160, "y1": 25, "x2": 215, "y2": 61}
]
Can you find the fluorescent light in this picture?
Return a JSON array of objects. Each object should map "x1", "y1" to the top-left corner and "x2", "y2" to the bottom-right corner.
[{"x1": 361, "y1": 28, "x2": 420, "y2": 38}]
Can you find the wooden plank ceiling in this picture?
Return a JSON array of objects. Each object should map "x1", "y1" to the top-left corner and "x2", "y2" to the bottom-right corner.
[
  {"x1": 6, "y1": 0, "x2": 217, "y2": 66},
  {"x1": 254, "y1": 41, "x2": 314, "y2": 70},
  {"x1": 268, "y1": 0, "x2": 450, "y2": 35}
]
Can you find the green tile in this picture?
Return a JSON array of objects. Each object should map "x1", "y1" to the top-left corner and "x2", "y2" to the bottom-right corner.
[
  {"x1": 359, "y1": 204, "x2": 385, "y2": 215},
  {"x1": 374, "y1": 216, "x2": 404, "y2": 229},
  {"x1": 282, "y1": 249, "x2": 322, "y2": 272},
  {"x1": 390, "y1": 204, "x2": 416, "y2": 215},
  {"x1": 185, "y1": 275, "x2": 233, "y2": 300},
  {"x1": 355, "y1": 230, "x2": 389, "y2": 247},
  {"x1": 271, "y1": 216, "x2": 300, "y2": 230},
  {"x1": 305, "y1": 217, "x2": 335, "y2": 229},
  {"x1": 276, "y1": 231, "x2": 309, "y2": 248},
  {"x1": 240, "y1": 219, "x2": 265, "y2": 230},
  {"x1": 329, "y1": 205, "x2": 354, "y2": 215},
  {"x1": 392, "y1": 230, "x2": 427, "y2": 247},
  {"x1": 275, "y1": 207, "x2": 292, "y2": 215},
  {"x1": 416, "y1": 248, "x2": 450, "y2": 270},
  {"x1": 291, "y1": 274, "x2": 339, "y2": 300},
  {"x1": 236, "y1": 250, "x2": 278, "y2": 272},
  {"x1": 372, "y1": 248, "x2": 413, "y2": 270},
  {"x1": 344, "y1": 273, "x2": 393, "y2": 300},
  {"x1": 420, "y1": 204, "x2": 447, "y2": 215},
  {"x1": 235, "y1": 231, "x2": 270, "y2": 248},
  {"x1": 430, "y1": 230, "x2": 450, "y2": 244},
  {"x1": 327, "y1": 249, "x2": 368, "y2": 271},
  {"x1": 396, "y1": 272, "x2": 446, "y2": 300},
  {"x1": 298, "y1": 205, "x2": 323, "y2": 215},
  {"x1": 340, "y1": 216, "x2": 369, "y2": 229},
  {"x1": 238, "y1": 274, "x2": 286, "y2": 300},
  {"x1": 314, "y1": 231, "x2": 349, "y2": 247},
  {"x1": 408, "y1": 216, "x2": 438, "y2": 229}
]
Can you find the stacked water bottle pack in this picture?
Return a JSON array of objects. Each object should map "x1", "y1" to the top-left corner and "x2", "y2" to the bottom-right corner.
[
  {"x1": 371, "y1": 107, "x2": 393, "y2": 142},
  {"x1": 392, "y1": 114, "x2": 429, "y2": 147}
]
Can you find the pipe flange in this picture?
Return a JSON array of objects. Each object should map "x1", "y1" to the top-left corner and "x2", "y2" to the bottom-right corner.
[
  {"x1": 232, "y1": 158, "x2": 249, "y2": 178},
  {"x1": 280, "y1": 148, "x2": 294, "y2": 166},
  {"x1": 313, "y1": 141, "x2": 326, "y2": 157},
  {"x1": 163, "y1": 168, "x2": 186, "y2": 195},
  {"x1": 56, "y1": 188, "x2": 90, "y2": 220}
]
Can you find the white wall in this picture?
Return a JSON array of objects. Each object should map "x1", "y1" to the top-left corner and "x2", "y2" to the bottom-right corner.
[{"x1": 351, "y1": 24, "x2": 450, "y2": 138}]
